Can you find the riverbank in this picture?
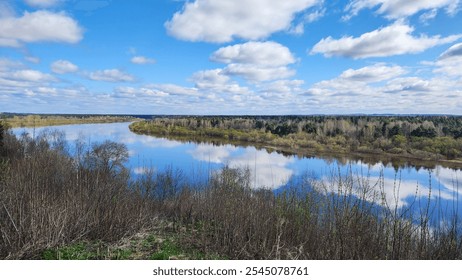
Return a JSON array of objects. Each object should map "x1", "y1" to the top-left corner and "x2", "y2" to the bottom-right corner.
[
  {"x1": 1, "y1": 114, "x2": 139, "y2": 128},
  {"x1": 129, "y1": 119, "x2": 462, "y2": 170}
]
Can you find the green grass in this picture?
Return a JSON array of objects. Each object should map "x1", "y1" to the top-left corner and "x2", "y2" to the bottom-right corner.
[
  {"x1": 39, "y1": 229, "x2": 226, "y2": 260},
  {"x1": 41, "y1": 242, "x2": 133, "y2": 260},
  {"x1": 150, "y1": 240, "x2": 183, "y2": 260}
]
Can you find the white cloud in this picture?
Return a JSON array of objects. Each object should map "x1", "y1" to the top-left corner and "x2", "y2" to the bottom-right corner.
[
  {"x1": 383, "y1": 77, "x2": 435, "y2": 93},
  {"x1": 260, "y1": 79, "x2": 305, "y2": 94},
  {"x1": 419, "y1": 9, "x2": 438, "y2": 23},
  {"x1": 210, "y1": 41, "x2": 297, "y2": 82},
  {"x1": 439, "y1": 42, "x2": 462, "y2": 59},
  {"x1": 8, "y1": 69, "x2": 56, "y2": 83},
  {"x1": 288, "y1": 23, "x2": 305, "y2": 35},
  {"x1": 222, "y1": 64, "x2": 295, "y2": 82},
  {"x1": 191, "y1": 69, "x2": 250, "y2": 95},
  {"x1": 35, "y1": 86, "x2": 58, "y2": 94},
  {"x1": 0, "y1": 11, "x2": 83, "y2": 47},
  {"x1": 339, "y1": 64, "x2": 407, "y2": 82},
  {"x1": 51, "y1": 60, "x2": 79, "y2": 74},
  {"x1": 0, "y1": 58, "x2": 23, "y2": 71},
  {"x1": 303, "y1": 59, "x2": 462, "y2": 114},
  {"x1": 24, "y1": 0, "x2": 62, "y2": 8},
  {"x1": 130, "y1": 56, "x2": 156, "y2": 65},
  {"x1": 305, "y1": 7, "x2": 326, "y2": 22},
  {"x1": 152, "y1": 84, "x2": 199, "y2": 96},
  {"x1": 0, "y1": 62, "x2": 57, "y2": 94},
  {"x1": 192, "y1": 69, "x2": 230, "y2": 86},
  {"x1": 211, "y1": 41, "x2": 296, "y2": 67},
  {"x1": 191, "y1": 69, "x2": 250, "y2": 94},
  {"x1": 114, "y1": 86, "x2": 169, "y2": 98},
  {"x1": 88, "y1": 69, "x2": 135, "y2": 82},
  {"x1": 0, "y1": 2, "x2": 15, "y2": 18},
  {"x1": 434, "y1": 43, "x2": 462, "y2": 77},
  {"x1": 165, "y1": 0, "x2": 320, "y2": 42},
  {"x1": 311, "y1": 22, "x2": 462, "y2": 59},
  {"x1": 344, "y1": 0, "x2": 459, "y2": 19}
]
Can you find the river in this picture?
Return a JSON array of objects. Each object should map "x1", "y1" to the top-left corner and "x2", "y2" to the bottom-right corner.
[{"x1": 12, "y1": 122, "x2": 462, "y2": 222}]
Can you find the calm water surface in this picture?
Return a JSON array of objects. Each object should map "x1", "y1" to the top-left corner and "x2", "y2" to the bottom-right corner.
[{"x1": 13, "y1": 122, "x2": 462, "y2": 220}]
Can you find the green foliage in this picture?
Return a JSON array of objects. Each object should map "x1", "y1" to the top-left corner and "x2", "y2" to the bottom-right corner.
[
  {"x1": 411, "y1": 125, "x2": 437, "y2": 138},
  {"x1": 392, "y1": 135, "x2": 407, "y2": 148},
  {"x1": 42, "y1": 242, "x2": 133, "y2": 260},
  {"x1": 150, "y1": 240, "x2": 182, "y2": 260}
]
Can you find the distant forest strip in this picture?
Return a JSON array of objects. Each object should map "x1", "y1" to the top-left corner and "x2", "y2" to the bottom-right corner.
[
  {"x1": 130, "y1": 115, "x2": 462, "y2": 163},
  {"x1": 1, "y1": 114, "x2": 138, "y2": 128}
]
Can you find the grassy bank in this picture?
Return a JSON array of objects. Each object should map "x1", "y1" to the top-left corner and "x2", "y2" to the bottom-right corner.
[
  {"x1": 1, "y1": 114, "x2": 138, "y2": 128},
  {"x1": 1, "y1": 122, "x2": 462, "y2": 259},
  {"x1": 129, "y1": 116, "x2": 462, "y2": 167}
]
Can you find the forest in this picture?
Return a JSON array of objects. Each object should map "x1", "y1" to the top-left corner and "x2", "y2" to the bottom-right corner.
[
  {"x1": 130, "y1": 115, "x2": 462, "y2": 163},
  {"x1": 1, "y1": 113, "x2": 137, "y2": 128},
  {"x1": 1, "y1": 119, "x2": 462, "y2": 260}
]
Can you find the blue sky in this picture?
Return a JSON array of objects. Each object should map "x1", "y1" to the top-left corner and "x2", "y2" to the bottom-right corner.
[{"x1": 1, "y1": 0, "x2": 462, "y2": 115}]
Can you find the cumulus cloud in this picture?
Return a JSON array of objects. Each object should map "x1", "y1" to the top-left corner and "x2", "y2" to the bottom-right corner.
[
  {"x1": 51, "y1": 60, "x2": 79, "y2": 74},
  {"x1": 191, "y1": 69, "x2": 251, "y2": 95},
  {"x1": 383, "y1": 77, "x2": 435, "y2": 93},
  {"x1": 210, "y1": 41, "x2": 297, "y2": 82},
  {"x1": 339, "y1": 64, "x2": 407, "y2": 82},
  {"x1": 1, "y1": 70, "x2": 55, "y2": 86},
  {"x1": 309, "y1": 64, "x2": 427, "y2": 97},
  {"x1": 9, "y1": 69, "x2": 56, "y2": 82},
  {"x1": 114, "y1": 86, "x2": 169, "y2": 98},
  {"x1": 192, "y1": 69, "x2": 230, "y2": 86},
  {"x1": 434, "y1": 43, "x2": 462, "y2": 77},
  {"x1": 87, "y1": 69, "x2": 135, "y2": 82},
  {"x1": 344, "y1": 0, "x2": 459, "y2": 20},
  {"x1": 130, "y1": 56, "x2": 156, "y2": 65},
  {"x1": 439, "y1": 42, "x2": 462, "y2": 59},
  {"x1": 211, "y1": 41, "x2": 295, "y2": 66},
  {"x1": 311, "y1": 22, "x2": 461, "y2": 59},
  {"x1": 0, "y1": 11, "x2": 83, "y2": 47},
  {"x1": 303, "y1": 59, "x2": 462, "y2": 114},
  {"x1": 165, "y1": 0, "x2": 320, "y2": 43},
  {"x1": 0, "y1": 60, "x2": 57, "y2": 96},
  {"x1": 222, "y1": 64, "x2": 295, "y2": 83},
  {"x1": 152, "y1": 84, "x2": 199, "y2": 96}
]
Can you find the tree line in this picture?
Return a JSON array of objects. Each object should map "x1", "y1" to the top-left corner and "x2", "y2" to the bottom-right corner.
[{"x1": 130, "y1": 115, "x2": 462, "y2": 161}]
